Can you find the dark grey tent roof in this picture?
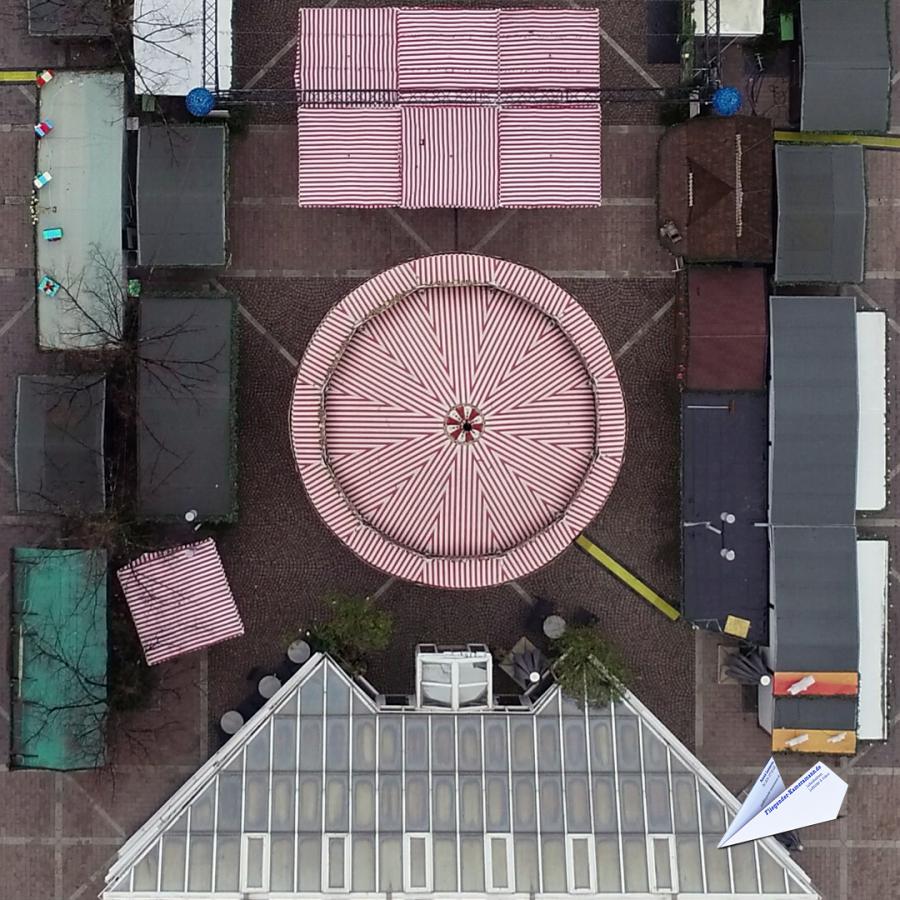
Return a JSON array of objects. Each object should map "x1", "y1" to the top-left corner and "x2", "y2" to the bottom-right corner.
[
  {"x1": 774, "y1": 145, "x2": 866, "y2": 284},
  {"x1": 27, "y1": 0, "x2": 111, "y2": 35},
  {"x1": 800, "y1": 0, "x2": 890, "y2": 133},
  {"x1": 137, "y1": 126, "x2": 227, "y2": 267},
  {"x1": 773, "y1": 696, "x2": 858, "y2": 731},
  {"x1": 138, "y1": 297, "x2": 235, "y2": 519},
  {"x1": 769, "y1": 296, "x2": 858, "y2": 527},
  {"x1": 15, "y1": 375, "x2": 106, "y2": 514},
  {"x1": 771, "y1": 526, "x2": 859, "y2": 671},
  {"x1": 681, "y1": 392, "x2": 769, "y2": 641}
]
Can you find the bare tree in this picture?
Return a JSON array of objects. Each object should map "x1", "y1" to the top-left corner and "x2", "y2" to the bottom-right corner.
[{"x1": 9, "y1": 545, "x2": 184, "y2": 772}]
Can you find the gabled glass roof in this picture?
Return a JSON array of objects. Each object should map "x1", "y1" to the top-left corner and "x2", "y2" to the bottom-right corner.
[{"x1": 103, "y1": 655, "x2": 819, "y2": 898}]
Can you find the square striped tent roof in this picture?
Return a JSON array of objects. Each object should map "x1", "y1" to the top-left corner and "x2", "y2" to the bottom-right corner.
[{"x1": 117, "y1": 539, "x2": 244, "y2": 666}]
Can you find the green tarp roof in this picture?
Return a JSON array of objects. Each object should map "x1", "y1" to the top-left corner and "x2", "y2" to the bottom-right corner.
[{"x1": 11, "y1": 548, "x2": 108, "y2": 769}]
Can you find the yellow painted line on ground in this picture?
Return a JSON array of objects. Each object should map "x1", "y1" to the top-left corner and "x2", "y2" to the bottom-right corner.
[
  {"x1": 575, "y1": 534, "x2": 680, "y2": 621},
  {"x1": 774, "y1": 130, "x2": 900, "y2": 149},
  {"x1": 0, "y1": 71, "x2": 36, "y2": 83}
]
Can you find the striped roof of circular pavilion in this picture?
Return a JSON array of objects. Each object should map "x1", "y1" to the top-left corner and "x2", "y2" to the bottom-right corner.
[{"x1": 290, "y1": 254, "x2": 626, "y2": 589}]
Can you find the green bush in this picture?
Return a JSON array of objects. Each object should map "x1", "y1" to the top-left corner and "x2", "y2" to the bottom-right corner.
[
  {"x1": 550, "y1": 625, "x2": 627, "y2": 709},
  {"x1": 308, "y1": 594, "x2": 393, "y2": 674}
]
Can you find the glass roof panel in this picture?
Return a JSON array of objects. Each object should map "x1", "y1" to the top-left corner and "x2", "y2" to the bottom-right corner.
[
  {"x1": 352, "y1": 836, "x2": 375, "y2": 892},
  {"x1": 325, "y1": 717, "x2": 350, "y2": 771},
  {"x1": 565, "y1": 774, "x2": 591, "y2": 832},
  {"x1": 352, "y1": 775, "x2": 376, "y2": 830},
  {"x1": 105, "y1": 657, "x2": 820, "y2": 900},
  {"x1": 272, "y1": 716, "x2": 296, "y2": 770},
  {"x1": 459, "y1": 775, "x2": 484, "y2": 831},
  {"x1": 596, "y1": 836, "x2": 621, "y2": 891},
  {"x1": 485, "y1": 774, "x2": 510, "y2": 831},
  {"x1": 187, "y1": 835, "x2": 213, "y2": 892},
  {"x1": 431, "y1": 718, "x2": 456, "y2": 770},
  {"x1": 432, "y1": 775, "x2": 456, "y2": 830},
  {"x1": 673, "y1": 773, "x2": 700, "y2": 832},
  {"x1": 677, "y1": 835, "x2": 704, "y2": 892},
  {"x1": 353, "y1": 716, "x2": 376, "y2": 769},
  {"x1": 434, "y1": 835, "x2": 458, "y2": 891},
  {"x1": 271, "y1": 835, "x2": 295, "y2": 891},
  {"x1": 514, "y1": 835, "x2": 540, "y2": 891},
  {"x1": 457, "y1": 718, "x2": 481, "y2": 770},
  {"x1": 405, "y1": 717, "x2": 429, "y2": 770},
  {"x1": 615, "y1": 712, "x2": 641, "y2": 772},
  {"x1": 214, "y1": 836, "x2": 239, "y2": 891},
  {"x1": 245, "y1": 720, "x2": 271, "y2": 771},
  {"x1": 483, "y1": 717, "x2": 508, "y2": 770},
  {"x1": 326, "y1": 665, "x2": 350, "y2": 714}
]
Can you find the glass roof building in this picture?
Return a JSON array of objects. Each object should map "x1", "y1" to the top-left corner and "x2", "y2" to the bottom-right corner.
[{"x1": 103, "y1": 654, "x2": 819, "y2": 898}]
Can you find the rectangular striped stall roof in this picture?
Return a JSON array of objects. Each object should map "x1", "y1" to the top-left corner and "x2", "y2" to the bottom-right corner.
[
  {"x1": 117, "y1": 538, "x2": 244, "y2": 666},
  {"x1": 297, "y1": 7, "x2": 397, "y2": 94},
  {"x1": 298, "y1": 109, "x2": 401, "y2": 206},
  {"x1": 397, "y1": 8, "x2": 498, "y2": 91},
  {"x1": 499, "y1": 107, "x2": 602, "y2": 206},
  {"x1": 498, "y1": 9, "x2": 601, "y2": 89},
  {"x1": 402, "y1": 106, "x2": 498, "y2": 208},
  {"x1": 295, "y1": 7, "x2": 602, "y2": 208}
]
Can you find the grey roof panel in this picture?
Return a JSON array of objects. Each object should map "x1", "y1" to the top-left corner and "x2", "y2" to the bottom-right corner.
[
  {"x1": 137, "y1": 125, "x2": 227, "y2": 267},
  {"x1": 137, "y1": 297, "x2": 235, "y2": 519},
  {"x1": 27, "y1": 0, "x2": 111, "y2": 35},
  {"x1": 681, "y1": 393, "x2": 769, "y2": 641},
  {"x1": 771, "y1": 527, "x2": 859, "y2": 671},
  {"x1": 800, "y1": 0, "x2": 890, "y2": 132},
  {"x1": 773, "y1": 696, "x2": 858, "y2": 731},
  {"x1": 803, "y1": 66, "x2": 891, "y2": 140},
  {"x1": 15, "y1": 375, "x2": 106, "y2": 514},
  {"x1": 770, "y1": 296, "x2": 858, "y2": 526},
  {"x1": 775, "y1": 145, "x2": 866, "y2": 284}
]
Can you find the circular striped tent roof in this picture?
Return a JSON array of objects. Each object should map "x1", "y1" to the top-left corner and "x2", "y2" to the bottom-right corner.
[{"x1": 291, "y1": 254, "x2": 626, "y2": 589}]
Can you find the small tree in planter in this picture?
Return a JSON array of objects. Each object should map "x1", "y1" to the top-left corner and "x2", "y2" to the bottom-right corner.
[
  {"x1": 308, "y1": 593, "x2": 393, "y2": 674},
  {"x1": 550, "y1": 625, "x2": 627, "y2": 709}
]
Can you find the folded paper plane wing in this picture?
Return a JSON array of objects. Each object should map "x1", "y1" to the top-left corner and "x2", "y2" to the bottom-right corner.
[{"x1": 719, "y1": 758, "x2": 848, "y2": 848}]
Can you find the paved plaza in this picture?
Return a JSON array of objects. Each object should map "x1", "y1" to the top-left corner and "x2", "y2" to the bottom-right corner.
[{"x1": 0, "y1": 2, "x2": 899, "y2": 899}]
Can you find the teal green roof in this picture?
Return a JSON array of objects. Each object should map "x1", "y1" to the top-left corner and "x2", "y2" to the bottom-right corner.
[{"x1": 11, "y1": 548, "x2": 108, "y2": 769}]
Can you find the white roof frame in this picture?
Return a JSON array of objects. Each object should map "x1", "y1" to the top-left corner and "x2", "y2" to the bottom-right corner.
[{"x1": 103, "y1": 654, "x2": 820, "y2": 899}]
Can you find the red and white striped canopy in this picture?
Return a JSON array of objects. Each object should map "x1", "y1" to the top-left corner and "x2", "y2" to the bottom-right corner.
[
  {"x1": 295, "y1": 7, "x2": 602, "y2": 209},
  {"x1": 117, "y1": 539, "x2": 244, "y2": 666},
  {"x1": 291, "y1": 254, "x2": 626, "y2": 589}
]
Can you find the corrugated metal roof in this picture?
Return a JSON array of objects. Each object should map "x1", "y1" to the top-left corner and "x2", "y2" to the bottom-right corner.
[
  {"x1": 685, "y1": 267, "x2": 768, "y2": 390},
  {"x1": 137, "y1": 126, "x2": 227, "y2": 267},
  {"x1": 11, "y1": 548, "x2": 107, "y2": 769},
  {"x1": 774, "y1": 144, "x2": 866, "y2": 284},
  {"x1": 15, "y1": 375, "x2": 106, "y2": 515},
  {"x1": 771, "y1": 527, "x2": 859, "y2": 672},
  {"x1": 769, "y1": 296, "x2": 858, "y2": 526},
  {"x1": 773, "y1": 696, "x2": 858, "y2": 731},
  {"x1": 800, "y1": 0, "x2": 889, "y2": 133},
  {"x1": 137, "y1": 297, "x2": 235, "y2": 519},
  {"x1": 681, "y1": 392, "x2": 769, "y2": 641}
]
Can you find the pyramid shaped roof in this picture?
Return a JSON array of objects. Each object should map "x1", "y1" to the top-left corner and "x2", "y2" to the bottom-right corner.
[{"x1": 103, "y1": 655, "x2": 819, "y2": 898}]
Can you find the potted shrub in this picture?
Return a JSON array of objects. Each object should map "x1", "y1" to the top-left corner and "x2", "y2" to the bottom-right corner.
[
  {"x1": 307, "y1": 593, "x2": 392, "y2": 674},
  {"x1": 549, "y1": 625, "x2": 627, "y2": 708}
]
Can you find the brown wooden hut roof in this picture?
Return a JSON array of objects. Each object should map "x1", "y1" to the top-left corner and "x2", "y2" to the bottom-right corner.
[{"x1": 658, "y1": 116, "x2": 773, "y2": 264}]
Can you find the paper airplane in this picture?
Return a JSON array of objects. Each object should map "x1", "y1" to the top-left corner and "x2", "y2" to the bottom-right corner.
[{"x1": 719, "y1": 757, "x2": 848, "y2": 848}]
